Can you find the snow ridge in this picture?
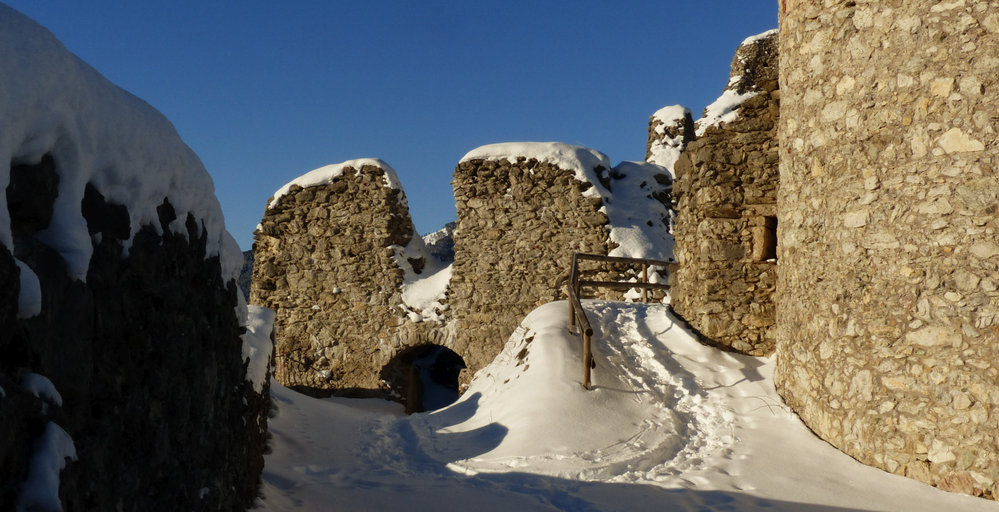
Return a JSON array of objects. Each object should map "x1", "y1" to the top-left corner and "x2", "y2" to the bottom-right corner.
[{"x1": 0, "y1": 5, "x2": 239, "y2": 284}]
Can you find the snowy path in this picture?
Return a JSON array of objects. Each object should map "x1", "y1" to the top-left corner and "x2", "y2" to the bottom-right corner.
[{"x1": 254, "y1": 302, "x2": 999, "y2": 512}]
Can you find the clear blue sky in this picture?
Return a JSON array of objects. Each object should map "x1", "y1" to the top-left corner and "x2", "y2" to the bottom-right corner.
[{"x1": 5, "y1": 1, "x2": 777, "y2": 250}]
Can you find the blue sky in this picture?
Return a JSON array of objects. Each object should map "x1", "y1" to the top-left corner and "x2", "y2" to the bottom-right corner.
[{"x1": 6, "y1": 1, "x2": 777, "y2": 250}]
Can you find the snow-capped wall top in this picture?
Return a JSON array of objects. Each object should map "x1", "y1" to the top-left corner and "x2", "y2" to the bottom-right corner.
[
  {"x1": 0, "y1": 5, "x2": 240, "y2": 283},
  {"x1": 605, "y1": 161, "x2": 673, "y2": 263},
  {"x1": 268, "y1": 158, "x2": 400, "y2": 209},
  {"x1": 648, "y1": 105, "x2": 693, "y2": 173},
  {"x1": 741, "y1": 28, "x2": 778, "y2": 46},
  {"x1": 651, "y1": 105, "x2": 690, "y2": 129},
  {"x1": 460, "y1": 142, "x2": 612, "y2": 198},
  {"x1": 695, "y1": 29, "x2": 777, "y2": 137}
]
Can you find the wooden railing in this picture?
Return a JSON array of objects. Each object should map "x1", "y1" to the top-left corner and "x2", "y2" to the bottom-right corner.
[{"x1": 566, "y1": 253, "x2": 672, "y2": 389}]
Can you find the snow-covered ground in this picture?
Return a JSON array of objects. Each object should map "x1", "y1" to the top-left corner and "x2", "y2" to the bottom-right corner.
[{"x1": 253, "y1": 302, "x2": 999, "y2": 512}]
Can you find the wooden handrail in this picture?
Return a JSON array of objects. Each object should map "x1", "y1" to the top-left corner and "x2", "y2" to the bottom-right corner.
[{"x1": 566, "y1": 253, "x2": 671, "y2": 389}]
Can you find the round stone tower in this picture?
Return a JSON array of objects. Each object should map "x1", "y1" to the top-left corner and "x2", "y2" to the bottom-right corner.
[{"x1": 777, "y1": 0, "x2": 999, "y2": 498}]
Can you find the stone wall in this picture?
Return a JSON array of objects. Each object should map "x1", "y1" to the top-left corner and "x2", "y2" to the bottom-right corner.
[
  {"x1": 0, "y1": 9, "x2": 269, "y2": 509},
  {"x1": 1, "y1": 165, "x2": 268, "y2": 511},
  {"x1": 449, "y1": 144, "x2": 615, "y2": 381},
  {"x1": 251, "y1": 162, "x2": 449, "y2": 399},
  {"x1": 669, "y1": 31, "x2": 780, "y2": 356},
  {"x1": 777, "y1": 0, "x2": 999, "y2": 498}
]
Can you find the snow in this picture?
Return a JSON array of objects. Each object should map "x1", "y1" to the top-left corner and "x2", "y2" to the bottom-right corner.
[
  {"x1": 605, "y1": 161, "x2": 673, "y2": 263},
  {"x1": 21, "y1": 373, "x2": 62, "y2": 407},
  {"x1": 17, "y1": 422, "x2": 77, "y2": 512},
  {"x1": 392, "y1": 231, "x2": 451, "y2": 323},
  {"x1": 742, "y1": 28, "x2": 779, "y2": 46},
  {"x1": 14, "y1": 258, "x2": 41, "y2": 318},
  {"x1": 460, "y1": 142, "x2": 613, "y2": 199},
  {"x1": 254, "y1": 301, "x2": 999, "y2": 512},
  {"x1": 267, "y1": 158, "x2": 401, "y2": 210},
  {"x1": 695, "y1": 88, "x2": 759, "y2": 137},
  {"x1": 242, "y1": 305, "x2": 276, "y2": 394},
  {"x1": 0, "y1": 5, "x2": 240, "y2": 284},
  {"x1": 647, "y1": 105, "x2": 691, "y2": 173}
]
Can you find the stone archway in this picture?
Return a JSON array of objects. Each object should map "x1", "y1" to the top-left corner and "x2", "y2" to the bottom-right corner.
[{"x1": 380, "y1": 345, "x2": 466, "y2": 414}]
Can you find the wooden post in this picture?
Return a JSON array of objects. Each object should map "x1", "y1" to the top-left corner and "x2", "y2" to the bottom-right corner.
[
  {"x1": 568, "y1": 294, "x2": 576, "y2": 334},
  {"x1": 583, "y1": 332, "x2": 592, "y2": 390},
  {"x1": 642, "y1": 263, "x2": 649, "y2": 303}
]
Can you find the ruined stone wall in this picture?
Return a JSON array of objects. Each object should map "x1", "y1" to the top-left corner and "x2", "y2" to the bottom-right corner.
[
  {"x1": 1, "y1": 164, "x2": 268, "y2": 511},
  {"x1": 777, "y1": 0, "x2": 999, "y2": 498},
  {"x1": 450, "y1": 149, "x2": 613, "y2": 379},
  {"x1": 252, "y1": 163, "x2": 447, "y2": 399},
  {"x1": 0, "y1": 8, "x2": 269, "y2": 508},
  {"x1": 669, "y1": 31, "x2": 780, "y2": 356}
]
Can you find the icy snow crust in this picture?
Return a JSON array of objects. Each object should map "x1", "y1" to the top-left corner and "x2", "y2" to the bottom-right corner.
[
  {"x1": 0, "y1": 6, "x2": 241, "y2": 283},
  {"x1": 257, "y1": 301, "x2": 999, "y2": 511},
  {"x1": 267, "y1": 158, "x2": 401, "y2": 210}
]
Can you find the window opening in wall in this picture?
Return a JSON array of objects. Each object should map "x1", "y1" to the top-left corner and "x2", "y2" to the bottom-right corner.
[
  {"x1": 763, "y1": 216, "x2": 778, "y2": 261},
  {"x1": 751, "y1": 216, "x2": 778, "y2": 262}
]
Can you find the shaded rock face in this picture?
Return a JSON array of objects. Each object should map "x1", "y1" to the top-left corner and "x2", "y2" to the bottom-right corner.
[
  {"x1": 669, "y1": 31, "x2": 780, "y2": 356},
  {"x1": 449, "y1": 157, "x2": 612, "y2": 382},
  {"x1": 423, "y1": 221, "x2": 456, "y2": 264},
  {"x1": 777, "y1": 0, "x2": 999, "y2": 499},
  {"x1": 1, "y1": 156, "x2": 266, "y2": 511},
  {"x1": 251, "y1": 164, "x2": 446, "y2": 400}
]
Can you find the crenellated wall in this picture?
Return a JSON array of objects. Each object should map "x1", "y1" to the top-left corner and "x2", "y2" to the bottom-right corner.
[{"x1": 776, "y1": 0, "x2": 999, "y2": 498}]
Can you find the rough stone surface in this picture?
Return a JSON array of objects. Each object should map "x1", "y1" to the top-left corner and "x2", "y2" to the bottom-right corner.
[
  {"x1": 251, "y1": 164, "x2": 448, "y2": 400},
  {"x1": 669, "y1": 31, "x2": 780, "y2": 356},
  {"x1": 777, "y1": 0, "x2": 999, "y2": 499},
  {"x1": 450, "y1": 157, "x2": 616, "y2": 383},
  {"x1": 1, "y1": 157, "x2": 267, "y2": 511},
  {"x1": 251, "y1": 149, "x2": 666, "y2": 402}
]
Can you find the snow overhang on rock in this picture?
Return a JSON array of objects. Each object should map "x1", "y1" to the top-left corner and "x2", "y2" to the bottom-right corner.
[{"x1": 0, "y1": 5, "x2": 241, "y2": 284}]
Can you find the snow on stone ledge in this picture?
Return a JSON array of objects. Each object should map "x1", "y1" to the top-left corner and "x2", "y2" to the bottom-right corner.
[
  {"x1": 741, "y1": 28, "x2": 778, "y2": 47},
  {"x1": 241, "y1": 305, "x2": 275, "y2": 394},
  {"x1": 695, "y1": 89, "x2": 760, "y2": 136},
  {"x1": 20, "y1": 373, "x2": 63, "y2": 407},
  {"x1": 17, "y1": 422, "x2": 77, "y2": 512},
  {"x1": 267, "y1": 158, "x2": 401, "y2": 209},
  {"x1": 0, "y1": 5, "x2": 241, "y2": 284},
  {"x1": 460, "y1": 142, "x2": 612, "y2": 199},
  {"x1": 648, "y1": 105, "x2": 691, "y2": 172}
]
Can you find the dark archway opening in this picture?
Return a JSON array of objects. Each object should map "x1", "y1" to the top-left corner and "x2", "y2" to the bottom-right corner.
[{"x1": 380, "y1": 345, "x2": 466, "y2": 414}]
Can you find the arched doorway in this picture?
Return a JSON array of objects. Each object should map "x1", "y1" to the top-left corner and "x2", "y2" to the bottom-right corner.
[{"x1": 380, "y1": 345, "x2": 465, "y2": 414}]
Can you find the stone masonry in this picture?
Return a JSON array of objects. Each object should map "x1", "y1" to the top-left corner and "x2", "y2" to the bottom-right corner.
[
  {"x1": 669, "y1": 31, "x2": 780, "y2": 356},
  {"x1": 777, "y1": 0, "x2": 999, "y2": 498},
  {"x1": 449, "y1": 146, "x2": 614, "y2": 380},
  {"x1": 251, "y1": 162, "x2": 448, "y2": 399}
]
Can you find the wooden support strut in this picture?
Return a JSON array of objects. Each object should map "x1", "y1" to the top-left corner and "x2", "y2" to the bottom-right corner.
[{"x1": 566, "y1": 253, "x2": 671, "y2": 390}]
